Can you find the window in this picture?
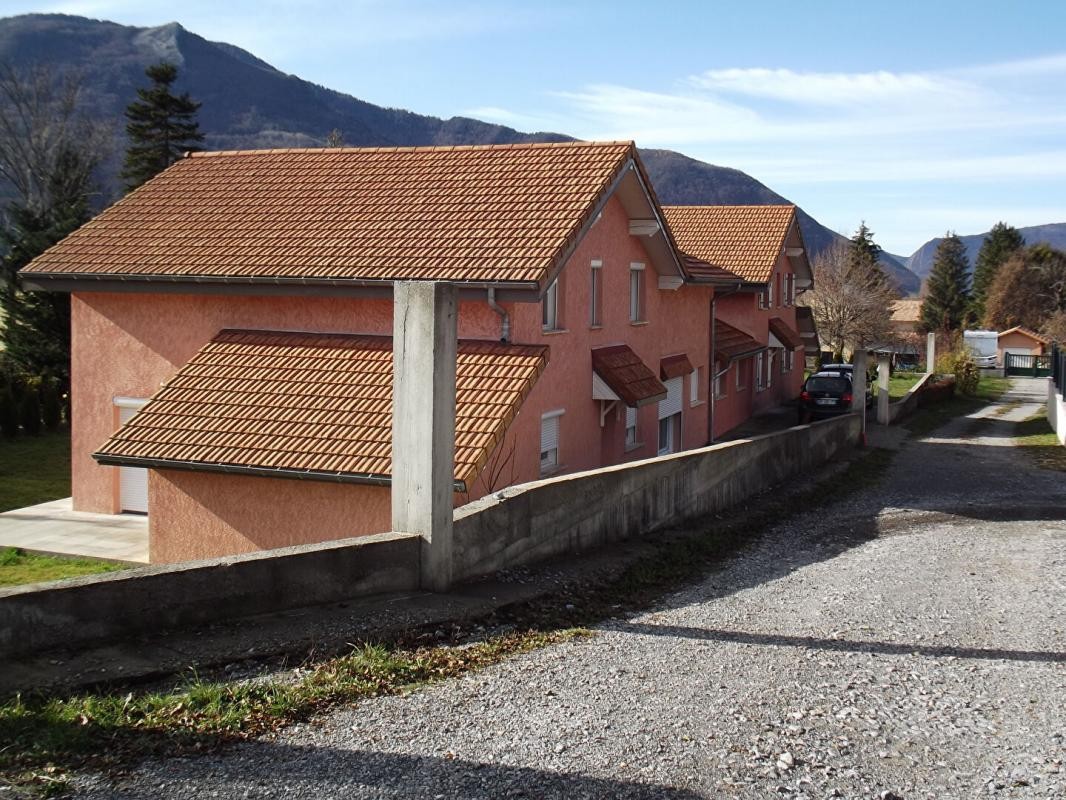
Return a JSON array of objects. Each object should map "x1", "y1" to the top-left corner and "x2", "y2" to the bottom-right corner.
[
  {"x1": 768, "y1": 277, "x2": 775, "y2": 308},
  {"x1": 713, "y1": 363, "x2": 725, "y2": 400},
  {"x1": 758, "y1": 290, "x2": 767, "y2": 311},
  {"x1": 767, "y1": 351, "x2": 775, "y2": 388},
  {"x1": 540, "y1": 411, "x2": 563, "y2": 475},
  {"x1": 736, "y1": 359, "x2": 745, "y2": 391},
  {"x1": 625, "y1": 405, "x2": 638, "y2": 448},
  {"x1": 783, "y1": 349, "x2": 794, "y2": 373},
  {"x1": 629, "y1": 263, "x2": 645, "y2": 323},
  {"x1": 542, "y1": 279, "x2": 560, "y2": 331},
  {"x1": 786, "y1": 273, "x2": 795, "y2": 306},
  {"x1": 691, "y1": 366, "x2": 701, "y2": 405},
  {"x1": 590, "y1": 260, "x2": 603, "y2": 327},
  {"x1": 657, "y1": 377, "x2": 683, "y2": 454},
  {"x1": 755, "y1": 352, "x2": 765, "y2": 391}
]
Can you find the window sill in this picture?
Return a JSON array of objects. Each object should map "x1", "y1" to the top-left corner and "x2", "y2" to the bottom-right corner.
[
  {"x1": 589, "y1": 324, "x2": 603, "y2": 331},
  {"x1": 539, "y1": 464, "x2": 565, "y2": 478},
  {"x1": 541, "y1": 328, "x2": 569, "y2": 336},
  {"x1": 629, "y1": 320, "x2": 649, "y2": 327},
  {"x1": 624, "y1": 441, "x2": 644, "y2": 453},
  {"x1": 690, "y1": 399, "x2": 705, "y2": 408}
]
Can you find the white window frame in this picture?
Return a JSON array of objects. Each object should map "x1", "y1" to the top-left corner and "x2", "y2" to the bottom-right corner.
[
  {"x1": 691, "y1": 366, "x2": 702, "y2": 405},
  {"x1": 542, "y1": 278, "x2": 560, "y2": 332},
  {"x1": 767, "y1": 351, "x2": 775, "y2": 388},
  {"x1": 755, "y1": 352, "x2": 766, "y2": 391},
  {"x1": 590, "y1": 260, "x2": 603, "y2": 327},
  {"x1": 629, "y1": 262, "x2": 645, "y2": 323},
  {"x1": 712, "y1": 363, "x2": 726, "y2": 400},
  {"x1": 625, "y1": 405, "x2": 639, "y2": 449},
  {"x1": 540, "y1": 410, "x2": 564, "y2": 475},
  {"x1": 783, "y1": 349, "x2": 794, "y2": 373},
  {"x1": 758, "y1": 290, "x2": 767, "y2": 311},
  {"x1": 768, "y1": 277, "x2": 775, "y2": 308}
]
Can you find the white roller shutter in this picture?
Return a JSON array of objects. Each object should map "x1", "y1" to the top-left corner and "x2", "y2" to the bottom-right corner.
[
  {"x1": 117, "y1": 402, "x2": 148, "y2": 514},
  {"x1": 626, "y1": 406, "x2": 637, "y2": 428},
  {"x1": 658, "y1": 377, "x2": 683, "y2": 419}
]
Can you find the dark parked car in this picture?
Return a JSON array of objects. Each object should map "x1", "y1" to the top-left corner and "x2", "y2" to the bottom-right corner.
[{"x1": 798, "y1": 373, "x2": 855, "y2": 422}]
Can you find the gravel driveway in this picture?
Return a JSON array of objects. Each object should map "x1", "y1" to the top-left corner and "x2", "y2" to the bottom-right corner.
[{"x1": 75, "y1": 379, "x2": 1066, "y2": 799}]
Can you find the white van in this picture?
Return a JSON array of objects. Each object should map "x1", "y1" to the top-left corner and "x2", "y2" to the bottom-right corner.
[{"x1": 963, "y1": 330, "x2": 999, "y2": 368}]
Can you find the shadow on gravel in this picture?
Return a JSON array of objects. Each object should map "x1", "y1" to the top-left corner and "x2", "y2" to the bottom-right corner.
[
  {"x1": 612, "y1": 622, "x2": 1066, "y2": 664},
  {"x1": 140, "y1": 743, "x2": 707, "y2": 799}
]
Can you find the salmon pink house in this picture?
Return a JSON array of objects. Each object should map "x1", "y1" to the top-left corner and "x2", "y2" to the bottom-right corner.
[
  {"x1": 663, "y1": 205, "x2": 814, "y2": 440},
  {"x1": 20, "y1": 140, "x2": 760, "y2": 566}
]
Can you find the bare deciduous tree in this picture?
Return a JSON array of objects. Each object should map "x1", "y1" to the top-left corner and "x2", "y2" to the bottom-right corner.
[
  {"x1": 0, "y1": 63, "x2": 109, "y2": 213},
  {"x1": 806, "y1": 241, "x2": 897, "y2": 361}
]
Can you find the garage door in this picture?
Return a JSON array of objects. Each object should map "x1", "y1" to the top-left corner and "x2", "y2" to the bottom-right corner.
[{"x1": 117, "y1": 402, "x2": 148, "y2": 514}]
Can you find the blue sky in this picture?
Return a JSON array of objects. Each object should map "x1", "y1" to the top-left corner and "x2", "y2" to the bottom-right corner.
[{"x1": 9, "y1": 0, "x2": 1066, "y2": 255}]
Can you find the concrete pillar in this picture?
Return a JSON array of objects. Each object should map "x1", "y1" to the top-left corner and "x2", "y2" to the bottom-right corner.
[
  {"x1": 926, "y1": 332, "x2": 936, "y2": 374},
  {"x1": 392, "y1": 281, "x2": 458, "y2": 593},
  {"x1": 877, "y1": 355, "x2": 891, "y2": 425},
  {"x1": 851, "y1": 350, "x2": 868, "y2": 412}
]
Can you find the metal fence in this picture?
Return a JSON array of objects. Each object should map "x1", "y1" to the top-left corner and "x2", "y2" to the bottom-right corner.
[
  {"x1": 1005, "y1": 352, "x2": 1053, "y2": 377},
  {"x1": 1053, "y1": 343, "x2": 1065, "y2": 393}
]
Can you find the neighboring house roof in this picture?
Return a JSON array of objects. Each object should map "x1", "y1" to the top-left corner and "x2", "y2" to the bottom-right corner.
[
  {"x1": 591, "y1": 345, "x2": 667, "y2": 407},
  {"x1": 660, "y1": 353, "x2": 694, "y2": 380},
  {"x1": 93, "y1": 329, "x2": 548, "y2": 492},
  {"x1": 679, "y1": 253, "x2": 745, "y2": 283},
  {"x1": 22, "y1": 141, "x2": 682, "y2": 295},
  {"x1": 714, "y1": 320, "x2": 765, "y2": 362},
  {"x1": 890, "y1": 299, "x2": 922, "y2": 324},
  {"x1": 768, "y1": 317, "x2": 804, "y2": 351},
  {"x1": 794, "y1": 305, "x2": 820, "y2": 356},
  {"x1": 998, "y1": 325, "x2": 1050, "y2": 344},
  {"x1": 662, "y1": 205, "x2": 799, "y2": 285}
]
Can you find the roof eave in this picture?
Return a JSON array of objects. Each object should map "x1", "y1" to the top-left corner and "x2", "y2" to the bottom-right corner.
[{"x1": 92, "y1": 452, "x2": 468, "y2": 492}]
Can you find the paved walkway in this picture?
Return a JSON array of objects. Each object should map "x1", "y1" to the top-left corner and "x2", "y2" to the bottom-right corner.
[
  {"x1": 70, "y1": 378, "x2": 1066, "y2": 798},
  {"x1": 0, "y1": 498, "x2": 148, "y2": 563}
]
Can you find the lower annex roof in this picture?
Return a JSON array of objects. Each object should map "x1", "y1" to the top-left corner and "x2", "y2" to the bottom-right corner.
[{"x1": 93, "y1": 329, "x2": 549, "y2": 491}]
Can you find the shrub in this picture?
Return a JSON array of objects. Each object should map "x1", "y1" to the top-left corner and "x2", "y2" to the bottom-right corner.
[
  {"x1": 18, "y1": 386, "x2": 43, "y2": 436},
  {"x1": 0, "y1": 382, "x2": 19, "y2": 439},
  {"x1": 40, "y1": 376, "x2": 63, "y2": 430}
]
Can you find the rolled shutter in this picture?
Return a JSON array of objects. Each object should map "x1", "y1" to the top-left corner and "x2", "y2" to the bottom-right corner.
[
  {"x1": 540, "y1": 413, "x2": 560, "y2": 453},
  {"x1": 658, "y1": 377, "x2": 683, "y2": 419},
  {"x1": 626, "y1": 406, "x2": 637, "y2": 428}
]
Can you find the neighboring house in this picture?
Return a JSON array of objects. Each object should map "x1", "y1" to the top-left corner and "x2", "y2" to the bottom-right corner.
[
  {"x1": 21, "y1": 141, "x2": 718, "y2": 563},
  {"x1": 889, "y1": 299, "x2": 923, "y2": 338},
  {"x1": 998, "y1": 326, "x2": 1050, "y2": 363},
  {"x1": 661, "y1": 205, "x2": 813, "y2": 440}
]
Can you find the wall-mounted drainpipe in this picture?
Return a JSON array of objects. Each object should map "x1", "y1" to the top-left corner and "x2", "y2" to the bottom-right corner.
[
  {"x1": 487, "y1": 288, "x2": 510, "y2": 343},
  {"x1": 709, "y1": 283, "x2": 742, "y2": 445}
]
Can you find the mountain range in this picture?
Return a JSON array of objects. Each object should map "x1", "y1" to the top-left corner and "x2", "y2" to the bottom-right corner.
[
  {"x1": 906, "y1": 223, "x2": 1066, "y2": 279},
  {"x1": 0, "y1": 13, "x2": 921, "y2": 294}
]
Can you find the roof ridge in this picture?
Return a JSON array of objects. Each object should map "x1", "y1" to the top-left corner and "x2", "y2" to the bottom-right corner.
[
  {"x1": 663, "y1": 204, "x2": 796, "y2": 211},
  {"x1": 187, "y1": 140, "x2": 635, "y2": 159}
]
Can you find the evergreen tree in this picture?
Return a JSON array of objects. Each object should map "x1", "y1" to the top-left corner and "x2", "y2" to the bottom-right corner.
[
  {"x1": 970, "y1": 222, "x2": 1023, "y2": 323},
  {"x1": 121, "y1": 62, "x2": 204, "y2": 191},
  {"x1": 0, "y1": 145, "x2": 93, "y2": 387},
  {"x1": 846, "y1": 221, "x2": 894, "y2": 294},
  {"x1": 920, "y1": 232, "x2": 971, "y2": 332}
]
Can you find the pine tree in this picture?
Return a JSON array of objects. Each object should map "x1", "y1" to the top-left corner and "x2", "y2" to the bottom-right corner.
[
  {"x1": 846, "y1": 221, "x2": 894, "y2": 294},
  {"x1": 121, "y1": 62, "x2": 204, "y2": 191},
  {"x1": 0, "y1": 145, "x2": 93, "y2": 387},
  {"x1": 969, "y1": 221, "x2": 1024, "y2": 323},
  {"x1": 920, "y1": 232, "x2": 971, "y2": 332}
]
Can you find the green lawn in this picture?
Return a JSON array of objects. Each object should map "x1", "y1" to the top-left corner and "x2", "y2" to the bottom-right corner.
[
  {"x1": 0, "y1": 427, "x2": 71, "y2": 513},
  {"x1": 0, "y1": 547, "x2": 124, "y2": 588},
  {"x1": 886, "y1": 372, "x2": 923, "y2": 401},
  {"x1": 1014, "y1": 413, "x2": 1066, "y2": 472}
]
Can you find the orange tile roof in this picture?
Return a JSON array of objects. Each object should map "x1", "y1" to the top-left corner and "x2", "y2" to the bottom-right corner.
[
  {"x1": 715, "y1": 320, "x2": 765, "y2": 362},
  {"x1": 591, "y1": 345, "x2": 666, "y2": 407},
  {"x1": 998, "y1": 325, "x2": 1050, "y2": 344},
  {"x1": 93, "y1": 329, "x2": 548, "y2": 491},
  {"x1": 663, "y1": 205, "x2": 796, "y2": 284},
  {"x1": 23, "y1": 141, "x2": 637, "y2": 287},
  {"x1": 890, "y1": 299, "x2": 922, "y2": 323}
]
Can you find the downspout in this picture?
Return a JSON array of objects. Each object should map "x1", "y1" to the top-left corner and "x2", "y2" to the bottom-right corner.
[
  {"x1": 709, "y1": 283, "x2": 742, "y2": 444},
  {"x1": 487, "y1": 288, "x2": 510, "y2": 343}
]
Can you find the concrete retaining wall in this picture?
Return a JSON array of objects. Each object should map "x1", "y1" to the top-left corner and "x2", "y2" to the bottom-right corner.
[
  {"x1": 451, "y1": 413, "x2": 861, "y2": 581},
  {"x1": 888, "y1": 372, "x2": 934, "y2": 424},
  {"x1": 1049, "y1": 381, "x2": 1066, "y2": 446},
  {"x1": 0, "y1": 532, "x2": 420, "y2": 657}
]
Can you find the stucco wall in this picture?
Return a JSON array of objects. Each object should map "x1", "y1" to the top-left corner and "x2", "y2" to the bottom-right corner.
[
  {"x1": 149, "y1": 470, "x2": 392, "y2": 563},
  {"x1": 998, "y1": 331, "x2": 1045, "y2": 363}
]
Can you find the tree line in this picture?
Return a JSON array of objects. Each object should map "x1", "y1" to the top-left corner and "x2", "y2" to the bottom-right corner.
[
  {"x1": 0, "y1": 61, "x2": 202, "y2": 438},
  {"x1": 919, "y1": 223, "x2": 1065, "y2": 341}
]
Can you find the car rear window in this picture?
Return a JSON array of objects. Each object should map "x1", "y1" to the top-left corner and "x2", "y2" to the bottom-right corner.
[{"x1": 806, "y1": 377, "x2": 849, "y2": 392}]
